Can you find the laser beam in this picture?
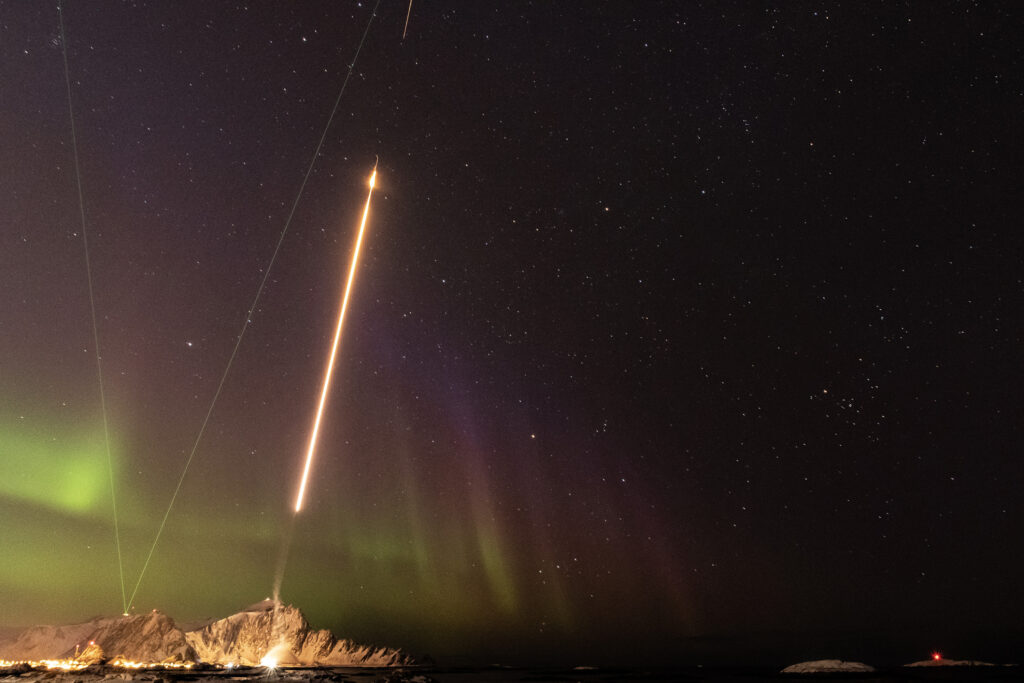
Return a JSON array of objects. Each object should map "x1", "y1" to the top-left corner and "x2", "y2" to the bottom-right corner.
[{"x1": 294, "y1": 163, "x2": 378, "y2": 513}]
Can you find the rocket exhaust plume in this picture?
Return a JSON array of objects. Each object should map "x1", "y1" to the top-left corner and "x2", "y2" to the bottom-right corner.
[{"x1": 294, "y1": 163, "x2": 378, "y2": 512}]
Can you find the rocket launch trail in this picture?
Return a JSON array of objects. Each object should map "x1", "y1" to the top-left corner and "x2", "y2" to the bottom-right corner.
[{"x1": 294, "y1": 163, "x2": 378, "y2": 513}]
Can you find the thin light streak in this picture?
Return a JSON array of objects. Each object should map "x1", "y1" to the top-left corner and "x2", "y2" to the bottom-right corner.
[
  {"x1": 125, "y1": 0, "x2": 382, "y2": 610},
  {"x1": 58, "y1": 1, "x2": 128, "y2": 615},
  {"x1": 403, "y1": 0, "x2": 413, "y2": 40},
  {"x1": 294, "y1": 166, "x2": 377, "y2": 512}
]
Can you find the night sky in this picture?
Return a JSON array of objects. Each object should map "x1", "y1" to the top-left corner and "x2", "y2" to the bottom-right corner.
[{"x1": 2, "y1": 0, "x2": 1023, "y2": 667}]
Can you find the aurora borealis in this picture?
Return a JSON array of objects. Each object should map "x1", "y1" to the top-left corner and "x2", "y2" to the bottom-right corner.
[{"x1": 3, "y1": 1, "x2": 1024, "y2": 667}]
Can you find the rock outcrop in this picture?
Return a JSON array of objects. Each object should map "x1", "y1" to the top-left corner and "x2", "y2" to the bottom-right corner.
[
  {"x1": 185, "y1": 600, "x2": 412, "y2": 667},
  {"x1": 1, "y1": 601, "x2": 411, "y2": 668}
]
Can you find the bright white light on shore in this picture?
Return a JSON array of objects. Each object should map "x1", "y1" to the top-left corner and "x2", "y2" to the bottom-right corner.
[{"x1": 260, "y1": 654, "x2": 278, "y2": 669}]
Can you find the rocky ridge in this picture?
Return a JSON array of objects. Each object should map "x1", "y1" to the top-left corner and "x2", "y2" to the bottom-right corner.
[
  {"x1": 185, "y1": 600, "x2": 412, "y2": 666},
  {"x1": 0, "y1": 601, "x2": 410, "y2": 667}
]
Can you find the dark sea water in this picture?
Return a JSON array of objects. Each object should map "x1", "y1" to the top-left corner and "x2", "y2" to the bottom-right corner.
[
  {"x1": 413, "y1": 664, "x2": 1024, "y2": 682},
  {"x1": 4, "y1": 665, "x2": 1024, "y2": 683}
]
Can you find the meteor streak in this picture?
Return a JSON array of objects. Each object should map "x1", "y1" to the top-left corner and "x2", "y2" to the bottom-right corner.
[
  {"x1": 402, "y1": 0, "x2": 414, "y2": 40},
  {"x1": 294, "y1": 163, "x2": 378, "y2": 512}
]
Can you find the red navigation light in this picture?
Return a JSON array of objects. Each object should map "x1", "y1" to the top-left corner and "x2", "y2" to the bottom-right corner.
[{"x1": 932, "y1": 652, "x2": 942, "y2": 661}]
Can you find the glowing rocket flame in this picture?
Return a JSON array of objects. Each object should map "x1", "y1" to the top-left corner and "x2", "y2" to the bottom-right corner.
[{"x1": 294, "y1": 165, "x2": 377, "y2": 512}]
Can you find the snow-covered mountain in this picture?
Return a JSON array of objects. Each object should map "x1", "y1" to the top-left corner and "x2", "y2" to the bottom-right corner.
[
  {"x1": 0, "y1": 611, "x2": 194, "y2": 663},
  {"x1": 0, "y1": 601, "x2": 411, "y2": 668},
  {"x1": 185, "y1": 600, "x2": 412, "y2": 667},
  {"x1": 1, "y1": 621, "x2": 98, "y2": 661},
  {"x1": 781, "y1": 659, "x2": 875, "y2": 673},
  {"x1": 91, "y1": 611, "x2": 195, "y2": 662}
]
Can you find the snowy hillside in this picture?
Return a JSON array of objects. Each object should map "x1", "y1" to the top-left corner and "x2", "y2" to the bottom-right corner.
[
  {"x1": 781, "y1": 659, "x2": 875, "y2": 673},
  {"x1": 0, "y1": 611, "x2": 193, "y2": 662},
  {"x1": 1, "y1": 621, "x2": 98, "y2": 661}
]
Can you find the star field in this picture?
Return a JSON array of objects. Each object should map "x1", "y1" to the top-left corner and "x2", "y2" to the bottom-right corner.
[{"x1": 1, "y1": 0, "x2": 1023, "y2": 667}]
